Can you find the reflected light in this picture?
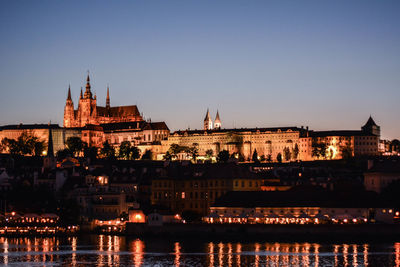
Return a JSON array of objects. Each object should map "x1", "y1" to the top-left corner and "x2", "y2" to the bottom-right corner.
[{"x1": 174, "y1": 242, "x2": 181, "y2": 267}]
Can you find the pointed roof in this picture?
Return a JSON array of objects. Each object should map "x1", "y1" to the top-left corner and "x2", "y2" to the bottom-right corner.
[
  {"x1": 84, "y1": 72, "x2": 92, "y2": 99},
  {"x1": 215, "y1": 110, "x2": 221, "y2": 123},
  {"x1": 80, "y1": 88, "x2": 83, "y2": 99},
  {"x1": 67, "y1": 85, "x2": 72, "y2": 101},
  {"x1": 363, "y1": 116, "x2": 378, "y2": 127},
  {"x1": 47, "y1": 126, "x2": 54, "y2": 158},
  {"x1": 106, "y1": 85, "x2": 110, "y2": 107},
  {"x1": 204, "y1": 108, "x2": 211, "y2": 121}
]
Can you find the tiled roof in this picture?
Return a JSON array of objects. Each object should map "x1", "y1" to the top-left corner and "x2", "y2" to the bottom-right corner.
[{"x1": 97, "y1": 105, "x2": 141, "y2": 117}]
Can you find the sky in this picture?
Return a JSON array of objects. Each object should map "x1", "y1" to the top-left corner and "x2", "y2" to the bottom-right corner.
[{"x1": 0, "y1": 1, "x2": 399, "y2": 140}]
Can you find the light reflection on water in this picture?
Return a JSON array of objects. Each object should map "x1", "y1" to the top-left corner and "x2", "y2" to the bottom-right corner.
[{"x1": 0, "y1": 236, "x2": 400, "y2": 266}]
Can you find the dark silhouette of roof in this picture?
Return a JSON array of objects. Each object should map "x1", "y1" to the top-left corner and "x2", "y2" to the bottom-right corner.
[
  {"x1": 309, "y1": 130, "x2": 376, "y2": 137},
  {"x1": 99, "y1": 121, "x2": 169, "y2": 132},
  {"x1": 366, "y1": 160, "x2": 400, "y2": 173},
  {"x1": 363, "y1": 116, "x2": 378, "y2": 128},
  {"x1": 0, "y1": 124, "x2": 61, "y2": 130},
  {"x1": 212, "y1": 186, "x2": 386, "y2": 208}
]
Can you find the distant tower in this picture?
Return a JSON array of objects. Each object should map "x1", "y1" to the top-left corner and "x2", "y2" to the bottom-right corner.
[
  {"x1": 204, "y1": 109, "x2": 213, "y2": 130},
  {"x1": 63, "y1": 85, "x2": 75, "y2": 127},
  {"x1": 362, "y1": 116, "x2": 380, "y2": 139},
  {"x1": 106, "y1": 85, "x2": 110, "y2": 108},
  {"x1": 214, "y1": 110, "x2": 221, "y2": 129},
  {"x1": 43, "y1": 125, "x2": 56, "y2": 170}
]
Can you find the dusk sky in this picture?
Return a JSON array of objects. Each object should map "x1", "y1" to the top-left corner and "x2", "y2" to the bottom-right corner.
[{"x1": 0, "y1": 1, "x2": 399, "y2": 139}]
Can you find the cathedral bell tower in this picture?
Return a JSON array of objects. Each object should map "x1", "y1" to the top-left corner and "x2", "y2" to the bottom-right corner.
[
  {"x1": 63, "y1": 85, "x2": 75, "y2": 127},
  {"x1": 204, "y1": 109, "x2": 213, "y2": 130},
  {"x1": 77, "y1": 73, "x2": 97, "y2": 127},
  {"x1": 214, "y1": 110, "x2": 221, "y2": 129}
]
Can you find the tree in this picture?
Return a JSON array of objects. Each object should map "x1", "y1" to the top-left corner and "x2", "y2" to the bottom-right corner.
[
  {"x1": 33, "y1": 140, "x2": 46, "y2": 156},
  {"x1": 292, "y1": 143, "x2": 299, "y2": 160},
  {"x1": 1, "y1": 132, "x2": 45, "y2": 156},
  {"x1": 341, "y1": 143, "x2": 353, "y2": 160},
  {"x1": 186, "y1": 146, "x2": 199, "y2": 162},
  {"x1": 100, "y1": 141, "x2": 115, "y2": 159},
  {"x1": 276, "y1": 153, "x2": 282, "y2": 163},
  {"x1": 217, "y1": 150, "x2": 230, "y2": 163},
  {"x1": 163, "y1": 151, "x2": 172, "y2": 161},
  {"x1": 84, "y1": 146, "x2": 98, "y2": 161},
  {"x1": 283, "y1": 147, "x2": 291, "y2": 161},
  {"x1": 266, "y1": 154, "x2": 272, "y2": 162},
  {"x1": 118, "y1": 141, "x2": 132, "y2": 159},
  {"x1": 205, "y1": 149, "x2": 213, "y2": 159},
  {"x1": 56, "y1": 148, "x2": 72, "y2": 160},
  {"x1": 252, "y1": 149, "x2": 259, "y2": 163},
  {"x1": 259, "y1": 155, "x2": 266, "y2": 162},
  {"x1": 168, "y1": 144, "x2": 183, "y2": 159},
  {"x1": 118, "y1": 141, "x2": 141, "y2": 160},
  {"x1": 130, "y1": 146, "x2": 141, "y2": 160},
  {"x1": 312, "y1": 141, "x2": 327, "y2": 159},
  {"x1": 141, "y1": 149, "x2": 153, "y2": 160},
  {"x1": 66, "y1": 137, "x2": 85, "y2": 157}
]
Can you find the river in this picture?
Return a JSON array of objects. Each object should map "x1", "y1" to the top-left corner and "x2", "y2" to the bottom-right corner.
[{"x1": 1, "y1": 235, "x2": 399, "y2": 266}]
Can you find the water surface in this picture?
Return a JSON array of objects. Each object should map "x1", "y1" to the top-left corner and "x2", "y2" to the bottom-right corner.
[{"x1": 1, "y1": 235, "x2": 400, "y2": 266}]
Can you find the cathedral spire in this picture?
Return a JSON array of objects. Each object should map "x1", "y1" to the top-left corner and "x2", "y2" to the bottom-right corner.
[
  {"x1": 106, "y1": 85, "x2": 110, "y2": 108},
  {"x1": 204, "y1": 108, "x2": 213, "y2": 130},
  {"x1": 84, "y1": 71, "x2": 92, "y2": 99},
  {"x1": 80, "y1": 87, "x2": 83, "y2": 99},
  {"x1": 67, "y1": 85, "x2": 72, "y2": 101},
  {"x1": 214, "y1": 110, "x2": 221, "y2": 129}
]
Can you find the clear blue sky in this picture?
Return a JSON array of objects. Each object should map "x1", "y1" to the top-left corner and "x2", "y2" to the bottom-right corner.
[{"x1": 0, "y1": 1, "x2": 399, "y2": 139}]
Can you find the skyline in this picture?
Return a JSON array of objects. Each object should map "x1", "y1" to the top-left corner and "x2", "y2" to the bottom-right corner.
[{"x1": 0, "y1": 1, "x2": 399, "y2": 140}]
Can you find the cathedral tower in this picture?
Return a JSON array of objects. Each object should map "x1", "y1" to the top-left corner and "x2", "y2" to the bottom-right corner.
[
  {"x1": 77, "y1": 73, "x2": 98, "y2": 127},
  {"x1": 214, "y1": 110, "x2": 221, "y2": 129},
  {"x1": 63, "y1": 85, "x2": 75, "y2": 127},
  {"x1": 204, "y1": 109, "x2": 213, "y2": 130}
]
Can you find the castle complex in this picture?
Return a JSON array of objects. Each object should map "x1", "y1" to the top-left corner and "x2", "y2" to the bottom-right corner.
[
  {"x1": 0, "y1": 73, "x2": 382, "y2": 161},
  {"x1": 63, "y1": 74, "x2": 142, "y2": 128}
]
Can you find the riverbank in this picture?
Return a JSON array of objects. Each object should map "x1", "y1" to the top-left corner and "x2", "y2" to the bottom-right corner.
[{"x1": 125, "y1": 223, "x2": 400, "y2": 242}]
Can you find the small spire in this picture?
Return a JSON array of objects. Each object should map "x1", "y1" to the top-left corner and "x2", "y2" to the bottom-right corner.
[
  {"x1": 215, "y1": 110, "x2": 220, "y2": 121},
  {"x1": 80, "y1": 87, "x2": 83, "y2": 99},
  {"x1": 47, "y1": 124, "x2": 54, "y2": 158},
  {"x1": 204, "y1": 108, "x2": 211, "y2": 121},
  {"x1": 84, "y1": 71, "x2": 92, "y2": 99},
  {"x1": 214, "y1": 110, "x2": 221, "y2": 129},
  {"x1": 106, "y1": 85, "x2": 110, "y2": 108},
  {"x1": 67, "y1": 85, "x2": 72, "y2": 100}
]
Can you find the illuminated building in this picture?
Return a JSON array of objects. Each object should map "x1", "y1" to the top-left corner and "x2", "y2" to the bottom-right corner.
[
  {"x1": 150, "y1": 163, "x2": 264, "y2": 215},
  {"x1": 63, "y1": 74, "x2": 143, "y2": 128},
  {"x1": 208, "y1": 190, "x2": 395, "y2": 224},
  {"x1": 0, "y1": 124, "x2": 80, "y2": 155}
]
